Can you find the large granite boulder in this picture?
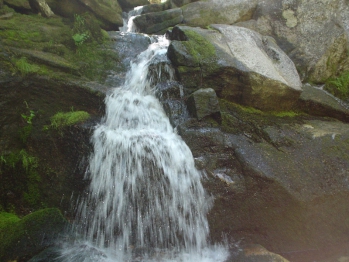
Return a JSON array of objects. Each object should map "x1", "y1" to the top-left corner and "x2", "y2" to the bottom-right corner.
[
  {"x1": 168, "y1": 25, "x2": 302, "y2": 111},
  {"x1": 181, "y1": 0, "x2": 257, "y2": 27},
  {"x1": 236, "y1": 0, "x2": 349, "y2": 83}
]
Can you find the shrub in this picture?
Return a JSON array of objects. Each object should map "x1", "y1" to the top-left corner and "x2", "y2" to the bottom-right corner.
[{"x1": 325, "y1": 71, "x2": 349, "y2": 101}]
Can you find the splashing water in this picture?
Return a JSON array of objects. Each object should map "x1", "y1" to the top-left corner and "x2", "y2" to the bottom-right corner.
[{"x1": 59, "y1": 33, "x2": 229, "y2": 262}]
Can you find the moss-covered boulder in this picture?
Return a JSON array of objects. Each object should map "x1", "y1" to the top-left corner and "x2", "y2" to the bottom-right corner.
[
  {"x1": 168, "y1": 25, "x2": 302, "y2": 111},
  {"x1": 0, "y1": 208, "x2": 67, "y2": 261}
]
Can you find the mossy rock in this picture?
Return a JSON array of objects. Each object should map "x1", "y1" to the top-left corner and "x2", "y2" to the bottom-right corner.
[{"x1": 0, "y1": 208, "x2": 67, "y2": 261}]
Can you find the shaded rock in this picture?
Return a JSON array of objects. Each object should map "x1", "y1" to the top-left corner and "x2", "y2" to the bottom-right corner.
[
  {"x1": 236, "y1": 0, "x2": 349, "y2": 83},
  {"x1": 168, "y1": 25, "x2": 302, "y2": 111},
  {"x1": 186, "y1": 88, "x2": 220, "y2": 120},
  {"x1": 140, "y1": 1, "x2": 171, "y2": 14},
  {"x1": 29, "y1": 0, "x2": 54, "y2": 17},
  {"x1": 78, "y1": 0, "x2": 123, "y2": 30},
  {"x1": 4, "y1": 0, "x2": 31, "y2": 12},
  {"x1": 133, "y1": 8, "x2": 183, "y2": 34},
  {"x1": 178, "y1": 101, "x2": 349, "y2": 252},
  {"x1": 229, "y1": 245, "x2": 290, "y2": 262},
  {"x1": 297, "y1": 84, "x2": 349, "y2": 122},
  {"x1": 0, "y1": 208, "x2": 67, "y2": 261},
  {"x1": 46, "y1": 0, "x2": 89, "y2": 19},
  {"x1": 181, "y1": 0, "x2": 257, "y2": 27},
  {"x1": 117, "y1": 0, "x2": 148, "y2": 10}
]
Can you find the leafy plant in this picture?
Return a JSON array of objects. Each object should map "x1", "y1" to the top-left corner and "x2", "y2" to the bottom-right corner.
[
  {"x1": 72, "y1": 32, "x2": 89, "y2": 46},
  {"x1": 0, "y1": 150, "x2": 41, "y2": 209},
  {"x1": 19, "y1": 102, "x2": 36, "y2": 143}
]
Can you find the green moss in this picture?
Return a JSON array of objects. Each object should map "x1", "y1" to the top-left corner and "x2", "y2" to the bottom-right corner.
[
  {"x1": 49, "y1": 110, "x2": 90, "y2": 130},
  {"x1": 0, "y1": 212, "x2": 20, "y2": 231},
  {"x1": 0, "y1": 11, "x2": 119, "y2": 82},
  {"x1": 0, "y1": 208, "x2": 66, "y2": 261},
  {"x1": 182, "y1": 30, "x2": 216, "y2": 64},
  {"x1": 325, "y1": 71, "x2": 349, "y2": 101}
]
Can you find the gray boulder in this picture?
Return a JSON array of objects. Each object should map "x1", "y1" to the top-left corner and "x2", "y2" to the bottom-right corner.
[
  {"x1": 178, "y1": 105, "x2": 349, "y2": 252},
  {"x1": 181, "y1": 0, "x2": 257, "y2": 27},
  {"x1": 186, "y1": 88, "x2": 220, "y2": 120},
  {"x1": 297, "y1": 84, "x2": 349, "y2": 122},
  {"x1": 236, "y1": 0, "x2": 349, "y2": 83},
  {"x1": 168, "y1": 25, "x2": 302, "y2": 111}
]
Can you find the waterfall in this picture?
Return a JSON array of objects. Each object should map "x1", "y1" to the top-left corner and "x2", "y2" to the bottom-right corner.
[{"x1": 58, "y1": 10, "x2": 229, "y2": 262}]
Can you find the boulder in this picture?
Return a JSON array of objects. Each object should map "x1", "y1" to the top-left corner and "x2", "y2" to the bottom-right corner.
[
  {"x1": 181, "y1": 0, "x2": 257, "y2": 27},
  {"x1": 133, "y1": 8, "x2": 183, "y2": 34},
  {"x1": 29, "y1": 0, "x2": 54, "y2": 17},
  {"x1": 236, "y1": 0, "x2": 349, "y2": 83},
  {"x1": 46, "y1": 0, "x2": 89, "y2": 18},
  {"x1": 78, "y1": 0, "x2": 123, "y2": 30},
  {"x1": 4, "y1": 0, "x2": 31, "y2": 11},
  {"x1": 0, "y1": 208, "x2": 67, "y2": 261},
  {"x1": 177, "y1": 102, "x2": 349, "y2": 252},
  {"x1": 45, "y1": 0, "x2": 123, "y2": 30},
  {"x1": 168, "y1": 25, "x2": 302, "y2": 111},
  {"x1": 297, "y1": 84, "x2": 349, "y2": 122},
  {"x1": 186, "y1": 88, "x2": 220, "y2": 120}
]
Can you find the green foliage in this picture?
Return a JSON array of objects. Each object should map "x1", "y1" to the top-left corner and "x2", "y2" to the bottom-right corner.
[
  {"x1": 48, "y1": 110, "x2": 90, "y2": 130},
  {"x1": 0, "y1": 150, "x2": 41, "y2": 209},
  {"x1": 72, "y1": 32, "x2": 90, "y2": 46},
  {"x1": 19, "y1": 102, "x2": 36, "y2": 143},
  {"x1": 15, "y1": 57, "x2": 40, "y2": 75},
  {"x1": 325, "y1": 71, "x2": 349, "y2": 100}
]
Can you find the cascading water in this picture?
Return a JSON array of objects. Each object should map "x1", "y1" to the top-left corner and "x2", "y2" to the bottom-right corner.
[{"x1": 59, "y1": 8, "x2": 229, "y2": 262}]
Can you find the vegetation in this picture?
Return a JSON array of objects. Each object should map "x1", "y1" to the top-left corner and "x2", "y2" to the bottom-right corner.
[
  {"x1": 219, "y1": 99, "x2": 302, "y2": 135},
  {"x1": 19, "y1": 102, "x2": 36, "y2": 143},
  {"x1": 182, "y1": 29, "x2": 216, "y2": 65},
  {"x1": 325, "y1": 71, "x2": 349, "y2": 101},
  {"x1": 0, "y1": 8, "x2": 120, "y2": 82},
  {"x1": 48, "y1": 110, "x2": 90, "y2": 130},
  {"x1": 0, "y1": 208, "x2": 66, "y2": 262},
  {"x1": 0, "y1": 150, "x2": 41, "y2": 210}
]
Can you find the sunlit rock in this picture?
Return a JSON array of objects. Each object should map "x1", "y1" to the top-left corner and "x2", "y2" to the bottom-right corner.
[{"x1": 168, "y1": 25, "x2": 302, "y2": 111}]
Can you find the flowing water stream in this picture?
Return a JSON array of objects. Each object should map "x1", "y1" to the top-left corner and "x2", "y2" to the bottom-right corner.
[{"x1": 58, "y1": 9, "x2": 229, "y2": 262}]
